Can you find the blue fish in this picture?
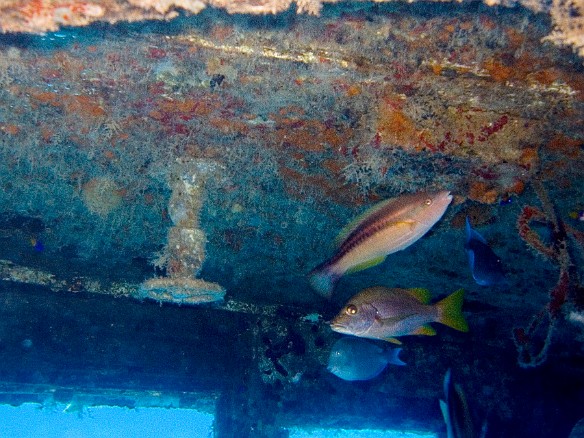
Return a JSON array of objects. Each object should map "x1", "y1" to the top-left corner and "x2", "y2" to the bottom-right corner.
[
  {"x1": 464, "y1": 217, "x2": 505, "y2": 286},
  {"x1": 30, "y1": 238, "x2": 44, "y2": 252},
  {"x1": 327, "y1": 336, "x2": 406, "y2": 381}
]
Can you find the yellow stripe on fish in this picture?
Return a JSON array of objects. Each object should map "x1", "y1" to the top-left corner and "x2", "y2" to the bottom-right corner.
[{"x1": 308, "y1": 190, "x2": 453, "y2": 298}]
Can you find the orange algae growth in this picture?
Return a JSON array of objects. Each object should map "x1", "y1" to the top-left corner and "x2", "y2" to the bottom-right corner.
[
  {"x1": 279, "y1": 166, "x2": 358, "y2": 204},
  {"x1": 468, "y1": 181, "x2": 499, "y2": 204},
  {"x1": 482, "y1": 58, "x2": 514, "y2": 83},
  {"x1": 0, "y1": 124, "x2": 20, "y2": 135},
  {"x1": 149, "y1": 97, "x2": 220, "y2": 121},
  {"x1": 40, "y1": 126, "x2": 54, "y2": 143},
  {"x1": 62, "y1": 95, "x2": 106, "y2": 118},
  {"x1": 376, "y1": 98, "x2": 417, "y2": 147},
  {"x1": 451, "y1": 204, "x2": 495, "y2": 228},
  {"x1": 519, "y1": 147, "x2": 539, "y2": 170},
  {"x1": 321, "y1": 158, "x2": 347, "y2": 176},
  {"x1": 209, "y1": 117, "x2": 249, "y2": 136},
  {"x1": 527, "y1": 69, "x2": 561, "y2": 86},
  {"x1": 274, "y1": 117, "x2": 350, "y2": 153},
  {"x1": 506, "y1": 179, "x2": 526, "y2": 196},
  {"x1": 545, "y1": 134, "x2": 583, "y2": 158},
  {"x1": 377, "y1": 109, "x2": 416, "y2": 143},
  {"x1": 346, "y1": 84, "x2": 361, "y2": 97},
  {"x1": 278, "y1": 105, "x2": 305, "y2": 117},
  {"x1": 28, "y1": 90, "x2": 106, "y2": 121},
  {"x1": 430, "y1": 62, "x2": 444, "y2": 76},
  {"x1": 29, "y1": 90, "x2": 61, "y2": 107}
]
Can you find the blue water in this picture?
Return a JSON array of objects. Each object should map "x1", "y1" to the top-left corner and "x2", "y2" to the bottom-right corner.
[{"x1": 0, "y1": 404, "x2": 213, "y2": 438}]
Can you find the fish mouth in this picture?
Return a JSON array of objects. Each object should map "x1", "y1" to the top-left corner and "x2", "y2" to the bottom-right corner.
[
  {"x1": 439, "y1": 190, "x2": 453, "y2": 203},
  {"x1": 330, "y1": 319, "x2": 371, "y2": 336},
  {"x1": 329, "y1": 321, "x2": 351, "y2": 334}
]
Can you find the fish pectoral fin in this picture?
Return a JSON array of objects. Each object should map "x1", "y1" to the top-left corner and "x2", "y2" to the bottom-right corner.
[
  {"x1": 381, "y1": 220, "x2": 418, "y2": 236},
  {"x1": 412, "y1": 324, "x2": 436, "y2": 336},
  {"x1": 397, "y1": 220, "x2": 418, "y2": 230},
  {"x1": 376, "y1": 314, "x2": 410, "y2": 326},
  {"x1": 384, "y1": 337, "x2": 402, "y2": 345},
  {"x1": 346, "y1": 256, "x2": 387, "y2": 274}
]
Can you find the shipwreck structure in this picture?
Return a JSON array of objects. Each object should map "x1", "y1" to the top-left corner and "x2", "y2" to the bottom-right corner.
[{"x1": 0, "y1": 0, "x2": 583, "y2": 436}]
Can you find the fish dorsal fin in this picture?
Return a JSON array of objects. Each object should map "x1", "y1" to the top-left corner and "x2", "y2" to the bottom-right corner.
[
  {"x1": 334, "y1": 198, "x2": 397, "y2": 247},
  {"x1": 407, "y1": 288, "x2": 431, "y2": 304},
  {"x1": 384, "y1": 337, "x2": 402, "y2": 345},
  {"x1": 346, "y1": 255, "x2": 387, "y2": 274},
  {"x1": 412, "y1": 324, "x2": 436, "y2": 336}
]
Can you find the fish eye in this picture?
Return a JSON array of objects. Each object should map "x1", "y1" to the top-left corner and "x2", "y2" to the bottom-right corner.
[
  {"x1": 424, "y1": 198, "x2": 432, "y2": 206},
  {"x1": 345, "y1": 304, "x2": 358, "y2": 315}
]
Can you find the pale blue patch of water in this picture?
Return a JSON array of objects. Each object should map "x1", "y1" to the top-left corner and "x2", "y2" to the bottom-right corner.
[{"x1": 0, "y1": 403, "x2": 213, "y2": 438}]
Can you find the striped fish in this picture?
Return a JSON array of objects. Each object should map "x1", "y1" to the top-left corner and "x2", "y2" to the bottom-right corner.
[{"x1": 309, "y1": 190, "x2": 453, "y2": 297}]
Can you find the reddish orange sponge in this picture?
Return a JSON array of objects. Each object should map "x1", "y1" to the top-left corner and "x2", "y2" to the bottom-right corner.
[{"x1": 468, "y1": 181, "x2": 498, "y2": 204}]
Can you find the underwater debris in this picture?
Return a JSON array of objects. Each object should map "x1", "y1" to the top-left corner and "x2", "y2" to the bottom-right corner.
[
  {"x1": 0, "y1": 259, "x2": 142, "y2": 297},
  {"x1": 1, "y1": 0, "x2": 583, "y2": 65},
  {"x1": 138, "y1": 277, "x2": 225, "y2": 304},
  {"x1": 0, "y1": 259, "x2": 64, "y2": 289},
  {"x1": 513, "y1": 179, "x2": 583, "y2": 368},
  {"x1": 138, "y1": 158, "x2": 226, "y2": 305}
]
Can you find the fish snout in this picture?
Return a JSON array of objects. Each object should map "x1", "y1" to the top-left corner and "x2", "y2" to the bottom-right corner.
[
  {"x1": 330, "y1": 320, "x2": 352, "y2": 335},
  {"x1": 439, "y1": 190, "x2": 453, "y2": 203}
]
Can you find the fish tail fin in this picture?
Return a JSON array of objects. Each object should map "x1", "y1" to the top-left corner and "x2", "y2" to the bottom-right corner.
[
  {"x1": 308, "y1": 264, "x2": 340, "y2": 298},
  {"x1": 386, "y1": 347, "x2": 407, "y2": 366},
  {"x1": 439, "y1": 399, "x2": 450, "y2": 432},
  {"x1": 436, "y1": 288, "x2": 469, "y2": 332},
  {"x1": 440, "y1": 369, "x2": 453, "y2": 437}
]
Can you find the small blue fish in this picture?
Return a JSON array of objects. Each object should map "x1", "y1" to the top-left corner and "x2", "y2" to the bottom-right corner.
[
  {"x1": 30, "y1": 238, "x2": 44, "y2": 252},
  {"x1": 327, "y1": 336, "x2": 405, "y2": 381},
  {"x1": 464, "y1": 217, "x2": 505, "y2": 286}
]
